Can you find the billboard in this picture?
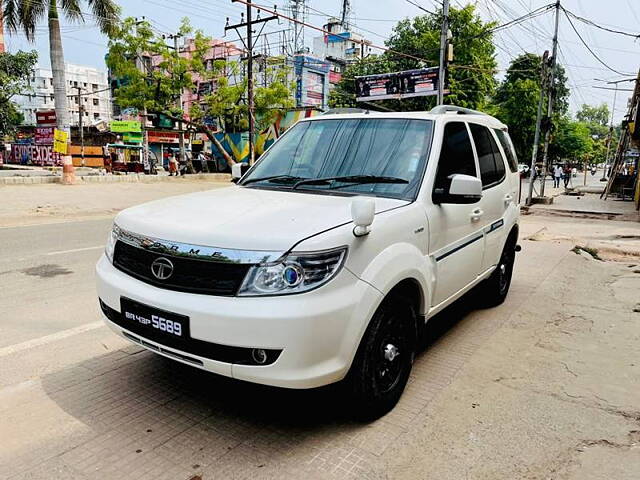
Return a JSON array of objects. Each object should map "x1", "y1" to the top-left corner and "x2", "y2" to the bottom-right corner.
[{"x1": 355, "y1": 67, "x2": 446, "y2": 102}]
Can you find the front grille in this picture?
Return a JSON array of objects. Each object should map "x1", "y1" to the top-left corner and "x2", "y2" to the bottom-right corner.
[{"x1": 113, "y1": 240, "x2": 251, "y2": 296}]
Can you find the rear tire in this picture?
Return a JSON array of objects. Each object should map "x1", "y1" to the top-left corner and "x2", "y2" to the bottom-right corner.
[
  {"x1": 476, "y1": 235, "x2": 517, "y2": 307},
  {"x1": 347, "y1": 297, "x2": 416, "y2": 421}
]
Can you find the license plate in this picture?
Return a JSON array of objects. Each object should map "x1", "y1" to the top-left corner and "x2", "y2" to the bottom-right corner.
[{"x1": 120, "y1": 298, "x2": 190, "y2": 339}]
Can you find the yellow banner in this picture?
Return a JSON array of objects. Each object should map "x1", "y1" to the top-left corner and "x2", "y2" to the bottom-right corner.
[{"x1": 53, "y1": 129, "x2": 69, "y2": 154}]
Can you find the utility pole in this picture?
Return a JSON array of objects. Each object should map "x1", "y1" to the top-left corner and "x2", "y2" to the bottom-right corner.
[
  {"x1": 73, "y1": 86, "x2": 85, "y2": 167},
  {"x1": 539, "y1": 0, "x2": 561, "y2": 198},
  {"x1": 135, "y1": 18, "x2": 151, "y2": 174},
  {"x1": 171, "y1": 34, "x2": 187, "y2": 169},
  {"x1": 437, "y1": 0, "x2": 450, "y2": 106},
  {"x1": 526, "y1": 50, "x2": 549, "y2": 206},
  {"x1": 226, "y1": 3, "x2": 278, "y2": 164}
]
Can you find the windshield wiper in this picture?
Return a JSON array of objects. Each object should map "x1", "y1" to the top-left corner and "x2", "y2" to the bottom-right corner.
[
  {"x1": 292, "y1": 175, "x2": 408, "y2": 190},
  {"x1": 242, "y1": 175, "x2": 305, "y2": 186}
]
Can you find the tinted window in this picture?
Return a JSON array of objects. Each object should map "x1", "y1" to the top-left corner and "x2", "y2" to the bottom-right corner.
[
  {"x1": 494, "y1": 129, "x2": 518, "y2": 172},
  {"x1": 242, "y1": 118, "x2": 433, "y2": 200},
  {"x1": 469, "y1": 124, "x2": 505, "y2": 188},
  {"x1": 434, "y1": 122, "x2": 477, "y2": 191}
]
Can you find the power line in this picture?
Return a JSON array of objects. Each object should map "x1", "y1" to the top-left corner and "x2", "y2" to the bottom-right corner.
[
  {"x1": 563, "y1": 7, "x2": 640, "y2": 39},
  {"x1": 562, "y1": 8, "x2": 634, "y2": 77}
]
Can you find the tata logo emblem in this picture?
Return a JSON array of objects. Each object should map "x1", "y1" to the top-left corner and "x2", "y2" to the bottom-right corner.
[{"x1": 151, "y1": 257, "x2": 174, "y2": 280}]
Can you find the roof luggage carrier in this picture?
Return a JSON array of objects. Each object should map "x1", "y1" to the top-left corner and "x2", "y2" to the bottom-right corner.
[{"x1": 429, "y1": 105, "x2": 488, "y2": 116}]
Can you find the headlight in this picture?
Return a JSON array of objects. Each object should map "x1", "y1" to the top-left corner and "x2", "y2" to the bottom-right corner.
[
  {"x1": 105, "y1": 223, "x2": 121, "y2": 262},
  {"x1": 238, "y1": 247, "x2": 347, "y2": 296}
]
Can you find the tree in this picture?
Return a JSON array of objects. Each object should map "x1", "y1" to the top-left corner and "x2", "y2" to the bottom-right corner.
[
  {"x1": 329, "y1": 4, "x2": 497, "y2": 111},
  {"x1": 492, "y1": 53, "x2": 570, "y2": 163},
  {"x1": 576, "y1": 103, "x2": 609, "y2": 126},
  {"x1": 0, "y1": 49, "x2": 37, "y2": 136},
  {"x1": 3, "y1": 0, "x2": 119, "y2": 136},
  {"x1": 549, "y1": 116, "x2": 593, "y2": 164},
  {"x1": 107, "y1": 17, "x2": 294, "y2": 165}
]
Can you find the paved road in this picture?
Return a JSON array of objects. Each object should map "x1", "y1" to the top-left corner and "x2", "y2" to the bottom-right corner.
[
  {"x1": 1, "y1": 216, "x2": 639, "y2": 479},
  {"x1": 1, "y1": 219, "x2": 112, "y2": 349}
]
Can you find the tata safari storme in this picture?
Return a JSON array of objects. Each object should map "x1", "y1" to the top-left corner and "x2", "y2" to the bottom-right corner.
[{"x1": 97, "y1": 106, "x2": 521, "y2": 419}]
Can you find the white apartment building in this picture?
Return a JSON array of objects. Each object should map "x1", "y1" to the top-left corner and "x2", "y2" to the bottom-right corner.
[
  {"x1": 312, "y1": 18, "x2": 373, "y2": 71},
  {"x1": 16, "y1": 63, "x2": 112, "y2": 126}
]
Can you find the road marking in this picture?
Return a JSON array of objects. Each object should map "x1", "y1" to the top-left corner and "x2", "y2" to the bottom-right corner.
[
  {"x1": 46, "y1": 245, "x2": 104, "y2": 256},
  {"x1": 0, "y1": 321, "x2": 104, "y2": 358}
]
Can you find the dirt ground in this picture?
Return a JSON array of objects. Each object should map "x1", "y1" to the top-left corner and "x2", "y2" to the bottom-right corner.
[
  {"x1": 1, "y1": 180, "x2": 640, "y2": 479},
  {"x1": 0, "y1": 179, "x2": 230, "y2": 228}
]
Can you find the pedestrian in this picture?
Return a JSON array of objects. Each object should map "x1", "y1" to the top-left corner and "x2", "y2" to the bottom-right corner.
[
  {"x1": 168, "y1": 152, "x2": 178, "y2": 176},
  {"x1": 553, "y1": 164, "x2": 562, "y2": 188},
  {"x1": 563, "y1": 164, "x2": 572, "y2": 188}
]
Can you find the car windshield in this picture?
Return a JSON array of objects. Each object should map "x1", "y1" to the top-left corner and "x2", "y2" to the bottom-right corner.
[{"x1": 240, "y1": 118, "x2": 433, "y2": 200}]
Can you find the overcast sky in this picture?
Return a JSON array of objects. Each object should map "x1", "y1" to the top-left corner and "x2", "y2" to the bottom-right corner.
[{"x1": 4, "y1": 0, "x2": 639, "y2": 122}]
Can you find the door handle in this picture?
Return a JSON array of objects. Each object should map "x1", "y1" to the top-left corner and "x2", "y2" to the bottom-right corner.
[
  {"x1": 504, "y1": 194, "x2": 513, "y2": 205},
  {"x1": 469, "y1": 208, "x2": 484, "y2": 222}
]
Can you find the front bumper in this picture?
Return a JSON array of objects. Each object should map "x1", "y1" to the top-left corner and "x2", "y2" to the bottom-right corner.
[{"x1": 96, "y1": 254, "x2": 382, "y2": 389}]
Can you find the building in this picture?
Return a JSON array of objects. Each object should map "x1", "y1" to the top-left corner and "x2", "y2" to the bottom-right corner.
[
  {"x1": 178, "y1": 38, "x2": 244, "y2": 120},
  {"x1": 312, "y1": 18, "x2": 373, "y2": 76},
  {"x1": 15, "y1": 63, "x2": 112, "y2": 126}
]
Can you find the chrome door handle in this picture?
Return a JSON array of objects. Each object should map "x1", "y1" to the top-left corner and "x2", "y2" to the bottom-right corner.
[{"x1": 469, "y1": 208, "x2": 484, "y2": 222}]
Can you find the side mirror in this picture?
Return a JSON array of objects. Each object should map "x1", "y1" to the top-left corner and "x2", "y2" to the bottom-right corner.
[
  {"x1": 351, "y1": 197, "x2": 375, "y2": 237},
  {"x1": 433, "y1": 174, "x2": 482, "y2": 204}
]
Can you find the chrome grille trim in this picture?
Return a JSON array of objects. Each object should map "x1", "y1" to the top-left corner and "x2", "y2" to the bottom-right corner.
[{"x1": 114, "y1": 224, "x2": 284, "y2": 264}]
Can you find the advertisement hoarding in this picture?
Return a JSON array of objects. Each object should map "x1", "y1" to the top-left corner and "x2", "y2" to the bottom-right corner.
[{"x1": 355, "y1": 67, "x2": 446, "y2": 102}]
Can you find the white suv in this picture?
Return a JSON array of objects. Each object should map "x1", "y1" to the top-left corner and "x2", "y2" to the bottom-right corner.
[{"x1": 96, "y1": 106, "x2": 520, "y2": 419}]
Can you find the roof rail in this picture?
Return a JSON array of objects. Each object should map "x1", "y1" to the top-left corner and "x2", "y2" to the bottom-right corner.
[
  {"x1": 429, "y1": 105, "x2": 488, "y2": 116},
  {"x1": 322, "y1": 108, "x2": 370, "y2": 115}
]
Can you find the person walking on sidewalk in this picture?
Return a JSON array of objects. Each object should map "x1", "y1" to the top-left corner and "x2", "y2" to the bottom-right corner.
[
  {"x1": 563, "y1": 164, "x2": 572, "y2": 188},
  {"x1": 553, "y1": 164, "x2": 563, "y2": 188}
]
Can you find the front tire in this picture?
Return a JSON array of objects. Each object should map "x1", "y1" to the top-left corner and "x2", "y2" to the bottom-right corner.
[{"x1": 347, "y1": 297, "x2": 416, "y2": 421}]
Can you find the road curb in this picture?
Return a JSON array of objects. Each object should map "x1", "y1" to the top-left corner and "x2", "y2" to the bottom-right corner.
[{"x1": 0, "y1": 173, "x2": 232, "y2": 185}]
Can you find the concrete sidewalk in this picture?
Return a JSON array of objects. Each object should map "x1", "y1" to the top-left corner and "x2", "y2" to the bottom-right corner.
[{"x1": 527, "y1": 192, "x2": 639, "y2": 221}]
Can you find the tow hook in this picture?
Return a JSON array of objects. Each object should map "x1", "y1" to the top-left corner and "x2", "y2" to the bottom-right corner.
[{"x1": 515, "y1": 244, "x2": 522, "y2": 253}]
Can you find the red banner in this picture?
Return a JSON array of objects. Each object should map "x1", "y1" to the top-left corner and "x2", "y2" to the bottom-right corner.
[{"x1": 35, "y1": 127, "x2": 54, "y2": 145}]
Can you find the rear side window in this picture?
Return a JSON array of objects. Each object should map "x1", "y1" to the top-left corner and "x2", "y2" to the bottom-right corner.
[
  {"x1": 494, "y1": 129, "x2": 518, "y2": 173},
  {"x1": 433, "y1": 122, "x2": 477, "y2": 191},
  {"x1": 469, "y1": 124, "x2": 505, "y2": 188}
]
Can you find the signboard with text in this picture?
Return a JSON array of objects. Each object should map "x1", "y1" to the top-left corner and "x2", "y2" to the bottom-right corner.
[
  {"x1": 110, "y1": 120, "x2": 141, "y2": 133},
  {"x1": 36, "y1": 110, "x2": 57, "y2": 126},
  {"x1": 355, "y1": 67, "x2": 446, "y2": 102},
  {"x1": 35, "y1": 127, "x2": 54, "y2": 145},
  {"x1": 53, "y1": 129, "x2": 69, "y2": 154}
]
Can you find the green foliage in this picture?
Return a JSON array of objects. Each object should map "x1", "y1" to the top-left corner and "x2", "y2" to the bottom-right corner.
[
  {"x1": 107, "y1": 17, "x2": 294, "y2": 133},
  {"x1": 576, "y1": 103, "x2": 609, "y2": 126},
  {"x1": 2, "y1": 0, "x2": 120, "y2": 39},
  {"x1": 549, "y1": 116, "x2": 593, "y2": 162},
  {"x1": 329, "y1": 4, "x2": 497, "y2": 111},
  {"x1": 492, "y1": 53, "x2": 571, "y2": 164},
  {"x1": 0, "y1": 50, "x2": 38, "y2": 136}
]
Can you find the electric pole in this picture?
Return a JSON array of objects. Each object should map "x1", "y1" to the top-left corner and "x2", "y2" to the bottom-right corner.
[
  {"x1": 437, "y1": 0, "x2": 450, "y2": 106},
  {"x1": 171, "y1": 33, "x2": 186, "y2": 169},
  {"x1": 73, "y1": 86, "x2": 85, "y2": 167},
  {"x1": 226, "y1": 2, "x2": 278, "y2": 165},
  {"x1": 539, "y1": 0, "x2": 561, "y2": 198},
  {"x1": 526, "y1": 51, "x2": 549, "y2": 206}
]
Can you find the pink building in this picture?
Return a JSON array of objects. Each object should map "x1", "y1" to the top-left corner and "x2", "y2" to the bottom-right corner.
[{"x1": 175, "y1": 38, "x2": 244, "y2": 119}]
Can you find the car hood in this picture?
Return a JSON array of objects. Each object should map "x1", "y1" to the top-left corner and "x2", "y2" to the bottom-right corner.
[{"x1": 115, "y1": 185, "x2": 408, "y2": 252}]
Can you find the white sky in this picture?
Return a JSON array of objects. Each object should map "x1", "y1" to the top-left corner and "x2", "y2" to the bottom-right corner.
[{"x1": 4, "y1": 0, "x2": 639, "y2": 122}]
